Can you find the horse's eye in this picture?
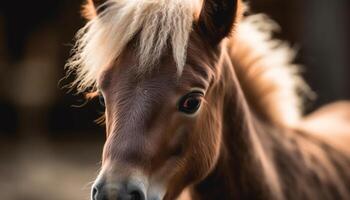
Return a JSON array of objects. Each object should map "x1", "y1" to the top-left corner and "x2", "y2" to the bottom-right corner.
[
  {"x1": 178, "y1": 91, "x2": 203, "y2": 114},
  {"x1": 98, "y1": 93, "x2": 105, "y2": 107}
]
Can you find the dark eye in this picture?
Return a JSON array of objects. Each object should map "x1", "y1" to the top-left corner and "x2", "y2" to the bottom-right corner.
[
  {"x1": 178, "y1": 91, "x2": 203, "y2": 114},
  {"x1": 98, "y1": 93, "x2": 105, "y2": 107}
]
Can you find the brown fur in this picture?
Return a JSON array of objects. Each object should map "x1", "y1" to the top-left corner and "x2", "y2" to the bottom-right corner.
[{"x1": 69, "y1": 0, "x2": 350, "y2": 199}]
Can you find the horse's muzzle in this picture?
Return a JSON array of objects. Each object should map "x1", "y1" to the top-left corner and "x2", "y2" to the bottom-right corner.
[{"x1": 92, "y1": 179, "x2": 146, "y2": 200}]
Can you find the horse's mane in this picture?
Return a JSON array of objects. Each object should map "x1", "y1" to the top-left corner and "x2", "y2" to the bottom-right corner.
[
  {"x1": 229, "y1": 13, "x2": 350, "y2": 199},
  {"x1": 67, "y1": 0, "x2": 202, "y2": 93},
  {"x1": 229, "y1": 14, "x2": 312, "y2": 126}
]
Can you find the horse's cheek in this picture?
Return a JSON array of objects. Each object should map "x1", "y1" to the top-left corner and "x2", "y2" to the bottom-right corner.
[{"x1": 191, "y1": 109, "x2": 222, "y2": 181}]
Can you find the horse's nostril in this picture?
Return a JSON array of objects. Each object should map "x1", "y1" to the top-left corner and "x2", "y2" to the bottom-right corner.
[
  {"x1": 92, "y1": 180, "x2": 145, "y2": 200},
  {"x1": 130, "y1": 190, "x2": 143, "y2": 200},
  {"x1": 92, "y1": 185, "x2": 108, "y2": 200},
  {"x1": 92, "y1": 186, "x2": 99, "y2": 200}
]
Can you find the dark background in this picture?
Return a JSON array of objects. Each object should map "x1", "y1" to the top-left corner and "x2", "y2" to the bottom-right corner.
[{"x1": 0, "y1": 0, "x2": 349, "y2": 199}]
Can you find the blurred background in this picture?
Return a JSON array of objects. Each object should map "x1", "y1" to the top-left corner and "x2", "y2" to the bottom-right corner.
[{"x1": 0, "y1": 0, "x2": 349, "y2": 199}]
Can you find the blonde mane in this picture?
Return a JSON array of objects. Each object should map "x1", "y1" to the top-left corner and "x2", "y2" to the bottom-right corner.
[
  {"x1": 67, "y1": 0, "x2": 202, "y2": 93},
  {"x1": 230, "y1": 14, "x2": 312, "y2": 126}
]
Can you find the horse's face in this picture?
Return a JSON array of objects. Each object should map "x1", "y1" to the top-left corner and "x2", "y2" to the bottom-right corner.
[
  {"x1": 95, "y1": 39, "x2": 224, "y2": 200},
  {"x1": 81, "y1": 1, "x2": 240, "y2": 200}
]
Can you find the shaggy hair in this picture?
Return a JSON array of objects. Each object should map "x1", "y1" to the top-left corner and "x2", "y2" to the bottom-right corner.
[
  {"x1": 231, "y1": 14, "x2": 312, "y2": 126},
  {"x1": 67, "y1": 0, "x2": 202, "y2": 92}
]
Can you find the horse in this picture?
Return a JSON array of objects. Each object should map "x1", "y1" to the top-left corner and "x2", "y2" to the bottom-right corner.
[{"x1": 66, "y1": 0, "x2": 350, "y2": 199}]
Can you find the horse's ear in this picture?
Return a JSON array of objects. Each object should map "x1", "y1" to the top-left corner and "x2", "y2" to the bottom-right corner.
[
  {"x1": 197, "y1": 0, "x2": 242, "y2": 45},
  {"x1": 82, "y1": 0, "x2": 108, "y2": 19}
]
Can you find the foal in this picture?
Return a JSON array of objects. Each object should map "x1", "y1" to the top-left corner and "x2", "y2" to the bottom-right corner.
[{"x1": 67, "y1": 0, "x2": 350, "y2": 199}]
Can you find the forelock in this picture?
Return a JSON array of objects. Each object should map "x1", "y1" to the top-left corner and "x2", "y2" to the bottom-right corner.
[{"x1": 67, "y1": 0, "x2": 202, "y2": 93}]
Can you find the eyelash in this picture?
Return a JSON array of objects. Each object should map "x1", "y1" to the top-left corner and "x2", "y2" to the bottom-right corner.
[
  {"x1": 95, "y1": 114, "x2": 106, "y2": 125},
  {"x1": 95, "y1": 91, "x2": 106, "y2": 125}
]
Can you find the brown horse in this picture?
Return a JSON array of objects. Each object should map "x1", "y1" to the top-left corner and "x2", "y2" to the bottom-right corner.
[{"x1": 67, "y1": 0, "x2": 350, "y2": 199}]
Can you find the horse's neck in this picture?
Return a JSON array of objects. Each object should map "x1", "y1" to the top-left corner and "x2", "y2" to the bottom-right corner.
[
  {"x1": 189, "y1": 46, "x2": 350, "y2": 200},
  {"x1": 190, "y1": 49, "x2": 284, "y2": 200}
]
